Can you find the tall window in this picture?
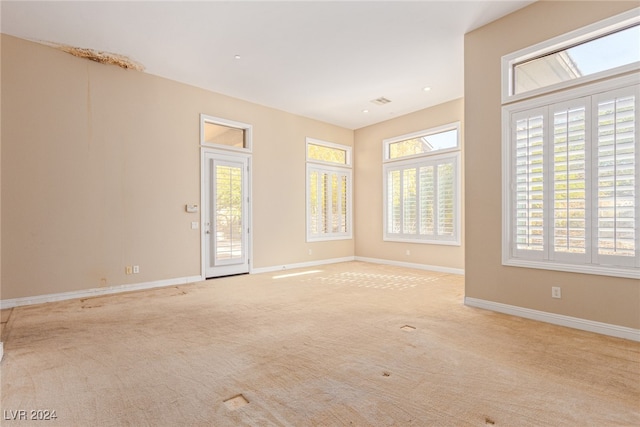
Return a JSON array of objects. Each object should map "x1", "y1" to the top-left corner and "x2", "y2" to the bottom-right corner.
[
  {"x1": 306, "y1": 138, "x2": 352, "y2": 241},
  {"x1": 383, "y1": 123, "x2": 461, "y2": 245},
  {"x1": 502, "y1": 10, "x2": 639, "y2": 278}
]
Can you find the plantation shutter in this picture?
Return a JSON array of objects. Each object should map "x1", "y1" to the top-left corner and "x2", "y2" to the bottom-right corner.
[
  {"x1": 308, "y1": 166, "x2": 349, "y2": 239},
  {"x1": 402, "y1": 168, "x2": 417, "y2": 234},
  {"x1": 419, "y1": 165, "x2": 435, "y2": 235},
  {"x1": 384, "y1": 154, "x2": 458, "y2": 242},
  {"x1": 593, "y1": 86, "x2": 638, "y2": 268},
  {"x1": 437, "y1": 161, "x2": 456, "y2": 237},
  {"x1": 308, "y1": 170, "x2": 325, "y2": 235},
  {"x1": 550, "y1": 98, "x2": 590, "y2": 264},
  {"x1": 387, "y1": 169, "x2": 402, "y2": 234},
  {"x1": 508, "y1": 84, "x2": 639, "y2": 270},
  {"x1": 512, "y1": 108, "x2": 546, "y2": 259}
]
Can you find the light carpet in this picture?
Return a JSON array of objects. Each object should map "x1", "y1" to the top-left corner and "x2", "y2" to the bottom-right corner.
[{"x1": 1, "y1": 261, "x2": 638, "y2": 426}]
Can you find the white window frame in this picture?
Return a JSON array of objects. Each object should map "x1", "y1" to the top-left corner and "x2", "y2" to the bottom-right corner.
[
  {"x1": 382, "y1": 122, "x2": 461, "y2": 245},
  {"x1": 200, "y1": 114, "x2": 253, "y2": 153},
  {"x1": 305, "y1": 138, "x2": 353, "y2": 242},
  {"x1": 502, "y1": 74, "x2": 640, "y2": 279},
  {"x1": 501, "y1": 8, "x2": 640, "y2": 104}
]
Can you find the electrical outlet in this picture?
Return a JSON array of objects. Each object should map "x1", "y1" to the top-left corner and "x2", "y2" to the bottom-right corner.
[
  {"x1": 133, "y1": 265, "x2": 140, "y2": 274},
  {"x1": 125, "y1": 266, "x2": 133, "y2": 275},
  {"x1": 308, "y1": 249, "x2": 312, "y2": 255},
  {"x1": 552, "y1": 286, "x2": 562, "y2": 299},
  {"x1": 406, "y1": 249, "x2": 411, "y2": 256}
]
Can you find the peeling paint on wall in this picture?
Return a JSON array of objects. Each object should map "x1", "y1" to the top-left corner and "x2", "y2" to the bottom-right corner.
[{"x1": 44, "y1": 42, "x2": 144, "y2": 71}]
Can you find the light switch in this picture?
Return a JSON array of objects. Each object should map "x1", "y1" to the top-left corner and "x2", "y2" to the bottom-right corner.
[{"x1": 191, "y1": 222, "x2": 199, "y2": 229}]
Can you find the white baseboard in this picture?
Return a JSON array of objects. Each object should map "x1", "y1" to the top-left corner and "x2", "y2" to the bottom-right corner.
[
  {"x1": 354, "y1": 256, "x2": 465, "y2": 275},
  {"x1": 465, "y1": 297, "x2": 640, "y2": 342},
  {"x1": 0, "y1": 275, "x2": 203, "y2": 309},
  {"x1": 0, "y1": 256, "x2": 457, "y2": 309},
  {"x1": 251, "y1": 256, "x2": 356, "y2": 274}
]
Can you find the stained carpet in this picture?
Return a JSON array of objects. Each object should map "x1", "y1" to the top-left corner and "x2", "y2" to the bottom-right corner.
[{"x1": 1, "y1": 261, "x2": 638, "y2": 426}]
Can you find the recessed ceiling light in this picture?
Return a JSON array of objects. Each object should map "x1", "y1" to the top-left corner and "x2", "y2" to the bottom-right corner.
[
  {"x1": 362, "y1": 109, "x2": 369, "y2": 113},
  {"x1": 234, "y1": 55, "x2": 241, "y2": 60},
  {"x1": 423, "y1": 87, "x2": 432, "y2": 92}
]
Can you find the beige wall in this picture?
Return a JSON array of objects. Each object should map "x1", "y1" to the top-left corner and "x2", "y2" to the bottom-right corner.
[
  {"x1": 0, "y1": 32, "x2": 2, "y2": 301},
  {"x1": 354, "y1": 99, "x2": 465, "y2": 271},
  {"x1": 1, "y1": 35, "x2": 353, "y2": 300},
  {"x1": 464, "y1": 1, "x2": 639, "y2": 329}
]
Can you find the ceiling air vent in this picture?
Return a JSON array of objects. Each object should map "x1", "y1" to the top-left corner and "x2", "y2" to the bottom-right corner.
[{"x1": 370, "y1": 97, "x2": 392, "y2": 105}]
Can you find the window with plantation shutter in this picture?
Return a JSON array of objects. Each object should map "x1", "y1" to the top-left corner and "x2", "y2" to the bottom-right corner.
[
  {"x1": 383, "y1": 123, "x2": 461, "y2": 245},
  {"x1": 503, "y1": 78, "x2": 639, "y2": 278},
  {"x1": 306, "y1": 138, "x2": 352, "y2": 241}
]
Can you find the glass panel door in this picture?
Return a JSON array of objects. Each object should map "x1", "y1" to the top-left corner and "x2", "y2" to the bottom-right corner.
[{"x1": 204, "y1": 151, "x2": 249, "y2": 278}]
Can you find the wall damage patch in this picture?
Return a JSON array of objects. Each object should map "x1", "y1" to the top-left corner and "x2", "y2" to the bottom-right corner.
[{"x1": 46, "y1": 42, "x2": 144, "y2": 71}]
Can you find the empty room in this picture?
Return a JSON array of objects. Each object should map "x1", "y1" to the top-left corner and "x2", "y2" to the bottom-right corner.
[{"x1": 1, "y1": 1, "x2": 638, "y2": 426}]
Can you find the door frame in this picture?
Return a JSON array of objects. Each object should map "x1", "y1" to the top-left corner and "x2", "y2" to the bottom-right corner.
[{"x1": 199, "y1": 114, "x2": 253, "y2": 280}]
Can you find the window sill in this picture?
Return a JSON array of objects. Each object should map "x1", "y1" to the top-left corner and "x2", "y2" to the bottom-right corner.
[
  {"x1": 383, "y1": 236, "x2": 461, "y2": 246},
  {"x1": 502, "y1": 257, "x2": 639, "y2": 279},
  {"x1": 307, "y1": 235, "x2": 353, "y2": 243}
]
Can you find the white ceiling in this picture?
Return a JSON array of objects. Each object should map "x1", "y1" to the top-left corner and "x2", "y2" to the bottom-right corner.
[{"x1": 1, "y1": 0, "x2": 535, "y2": 129}]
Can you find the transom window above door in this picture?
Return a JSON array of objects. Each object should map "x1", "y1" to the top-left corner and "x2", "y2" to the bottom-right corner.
[{"x1": 200, "y1": 114, "x2": 252, "y2": 152}]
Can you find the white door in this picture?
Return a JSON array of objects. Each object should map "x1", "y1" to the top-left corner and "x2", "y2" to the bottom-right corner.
[{"x1": 203, "y1": 151, "x2": 249, "y2": 278}]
